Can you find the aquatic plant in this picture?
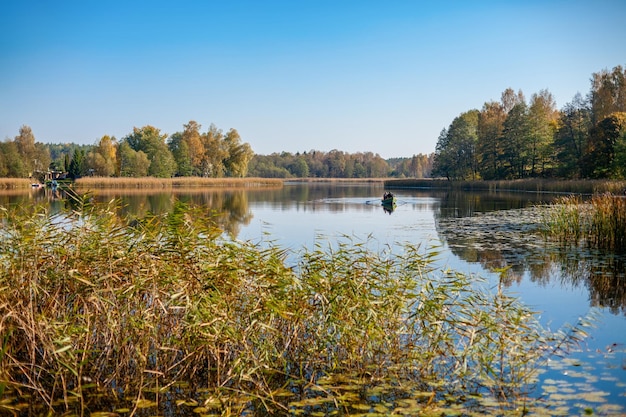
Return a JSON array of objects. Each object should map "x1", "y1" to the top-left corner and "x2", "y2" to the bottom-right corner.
[
  {"x1": 542, "y1": 193, "x2": 626, "y2": 252},
  {"x1": 0, "y1": 197, "x2": 596, "y2": 415}
]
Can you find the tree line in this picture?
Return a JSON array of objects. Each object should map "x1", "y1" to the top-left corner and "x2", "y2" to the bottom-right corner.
[
  {"x1": 2, "y1": 122, "x2": 434, "y2": 180},
  {"x1": 1, "y1": 121, "x2": 254, "y2": 180},
  {"x1": 432, "y1": 65, "x2": 626, "y2": 180},
  {"x1": 247, "y1": 151, "x2": 433, "y2": 178}
]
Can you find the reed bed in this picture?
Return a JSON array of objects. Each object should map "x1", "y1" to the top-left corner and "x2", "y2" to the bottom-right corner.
[
  {"x1": 0, "y1": 178, "x2": 33, "y2": 189},
  {"x1": 74, "y1": 176, "x2": 284, "y2": 189},
  {"x1": 0, "y1": 198, "x2": 592, "y2": 415},
  {"x1": 386, "y1": 178, "x2": 626, "y2": 194},
  {"x1": 543, "y1": 193, "x2": 626, "y2": 251}
]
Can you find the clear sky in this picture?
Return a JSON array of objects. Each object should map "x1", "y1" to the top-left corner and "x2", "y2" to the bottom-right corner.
[{"x1": 1, "y1": 0, "x2": 625, "y2": 158}]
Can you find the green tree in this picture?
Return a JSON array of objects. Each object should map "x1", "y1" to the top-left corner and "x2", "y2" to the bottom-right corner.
[
  {"x1": 477, "y1": 101, "x2": 507, "y2": 180},
  {"x1": 501, "y1": 101, "x2": 530, "y2": 178},
  {"x1": 0, "y1": 141, "x2": 27, "y2": 177},
  {"x1": 118, "y1": 142, "x2": 150, "y2": 177},
  {"x1": 433, "y1": 110, "x2": 480, "y2": 180},
  {"x1": 168, "y1": 132, "x2": 194, "y2": 176},
  {"x1": 583, "y1": 112, "x2": 626, "y2": 178},
  {"x1": 123, "y1": 126, "x2": 176, "y2": 177},
  {"x1": 554, "y1": 93, "x2": 591, "y2": 178},
  {"x1": 68, "y1": 149, "x2": 85, "y2": 179},
  {"x1": 527, "y1": 89, "x2": 558, "y2": 176}
]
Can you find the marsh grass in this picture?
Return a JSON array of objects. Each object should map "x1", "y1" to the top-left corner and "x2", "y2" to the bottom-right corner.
[
  {"x1": 0, "y1": 178, "x2": 33, "y2": 189},
  {"x1": 74, "y1": 176, "x2": 283, "y2": 189},
  {"x1": 386, "y1": 178, "x2": 626, "y2": 194},
  {"x1": 0, "y1": 197, "x2": 594, "y2": 415},
  {"x1": 543, "y1": 193, "x2": 626, "y2": 252}
]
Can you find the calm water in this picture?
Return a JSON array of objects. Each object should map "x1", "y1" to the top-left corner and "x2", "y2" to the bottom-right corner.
[{"x1": 9, "y1": 183, "x2": 626, "y2": 412}]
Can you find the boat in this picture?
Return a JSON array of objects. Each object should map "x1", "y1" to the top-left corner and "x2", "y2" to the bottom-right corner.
[{"x1": 381, "y1": 192, "x2": 396, "y2": 206}]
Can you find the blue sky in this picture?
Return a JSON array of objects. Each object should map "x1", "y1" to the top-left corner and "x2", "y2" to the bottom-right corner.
[{"x1": 1, "y1": 1, "x2": 625, "y2": 158}]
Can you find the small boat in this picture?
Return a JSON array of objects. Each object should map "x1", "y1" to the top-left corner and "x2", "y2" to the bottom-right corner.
[{"x1": 381, "y1": 192, "x2": 396, "y2": 206}]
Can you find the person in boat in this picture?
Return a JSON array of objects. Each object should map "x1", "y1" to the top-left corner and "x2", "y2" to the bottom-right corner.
[{"x1": 383, "y1": 191, "x2": 393, "y2": 200}]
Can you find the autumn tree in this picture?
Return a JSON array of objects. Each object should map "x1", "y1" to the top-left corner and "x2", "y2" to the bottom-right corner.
[
  {"x1": 590, "y1": 65, "x2": 626, "y2": 124},
  {"x1": 201, "y1": 124, "x2": 228, "y2": 177},
  {"x1": 85, "y1": 135, "x2": 118, "y2": 176},
  {"x1": 14, "y1": 125, "x2": 50, "y2": 178},
  {"x1": 223, "y1": 128, "x2": 254, "y2": 177}
]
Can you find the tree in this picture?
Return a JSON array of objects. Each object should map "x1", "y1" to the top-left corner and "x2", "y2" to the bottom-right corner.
[
  {"x1": 527, "y1": 89, "x2": 558, "y2": 176},
  {"x1": 589, "y1": 65, "x2": 626, "y2": 124},
  {"x1": 0, "y1": 141, "x2": 27, "y2": 177},
  {"x1": 583, "y1": 112, "x2": 626, "y2": 178},
  {"x1": 68, "y1": 149, "x2": 85, "y2": 179},
  {"x1": 432, "y1": 111, "x2": 480, "y2": 180},
  {"x1": 118, "y1": 142, "x2": 150, "y2": 177},
  {"x1": 201, "y1": 124, "x2": 228, "y2": 177},
  {"x1": 85, "y1": 135, "x2": 118, "y2": 176},
  {"x1": 501, "y1": 101, "x2": 530, "y2": 178},
  {"x1": 123, "y1": 126, "x2": 176, "y2": 177},
  {"x1": 554, "y1": 93, "x2": 591, "y2": 178},
  {"x1": 168, "y1": 132, "x2": 194, "y2": 176},
  {"x1": 477, "y1": 101, "x2": 507, "y2": 180},
  {"x1": 14, "y1": 125, "x2": 40, "y2": 176},
  {"x1": 223, "y1": 128, "x2": 254, "y2": 177}
]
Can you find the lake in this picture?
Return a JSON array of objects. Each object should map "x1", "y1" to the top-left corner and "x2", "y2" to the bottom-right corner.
[{"x1": 8, "y1": 182, "x2": 626, "y2": 414}]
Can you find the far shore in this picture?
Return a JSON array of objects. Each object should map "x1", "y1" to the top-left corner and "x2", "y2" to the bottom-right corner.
[
  {"x1": 2, "y1": 177, "x2": 626, "y2": 195},
  {"x1": 384, "y1": 178, "x2": 626, "y2": 195}
]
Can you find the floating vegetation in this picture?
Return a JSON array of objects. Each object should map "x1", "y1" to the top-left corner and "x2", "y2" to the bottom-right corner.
[
  {"x1": 0, "y1": 197, "x2": 615, "y2": 415},
  {"x1": 542, "y1": 193, "x2": 626, "y2": 252}
]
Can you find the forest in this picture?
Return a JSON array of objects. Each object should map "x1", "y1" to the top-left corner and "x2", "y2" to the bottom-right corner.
[
  {"x1": 432, "y1": 65, "x2": 626, "y2": 180},
  {"x1": 1, "y1": 65, "x2": 623, "y2": 182}
]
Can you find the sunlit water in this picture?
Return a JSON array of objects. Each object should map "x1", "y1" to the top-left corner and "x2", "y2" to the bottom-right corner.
[{"x1": 8, "y1": 183, "x2": 626, "y2": 413}]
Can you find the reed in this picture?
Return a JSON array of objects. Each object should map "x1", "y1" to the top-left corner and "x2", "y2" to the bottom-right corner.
[
  {"x1": 0, "y1": 198, "x2": 593, "y2": 415},
  {"x1": 74, "y1": 176, "x2": 284, "y2": 189},
  {"x1": 542, "y1": 193, "x2": 626, "y2": 252},
  {"x1": 385, "y1": 178, "x2": 626, "y2": 194},
  {"x1": 0, "y1": 178, "x2": 33, "y2": 189}
]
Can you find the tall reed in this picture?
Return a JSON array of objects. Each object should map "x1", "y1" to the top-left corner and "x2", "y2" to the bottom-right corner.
[
  {"x1": 0, "y1": 197, "x2": 593, "y2": 415},
  {"x1": 542, "y1": 193, "x2": 626, "y2": 252},
  {"x1": 74, "y1": 176, "x2": 283, "y2": 189}
]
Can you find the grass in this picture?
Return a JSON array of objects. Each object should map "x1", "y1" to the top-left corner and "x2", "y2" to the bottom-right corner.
[
  {"x1": 386, "y1": 178, "x2": 626, "y2": 194},
  {"x1": 0, "y1": 196, "x2": 596, "y2": 415},
  {"x1": 542, "y1": 193, "x2": 626, "y2": 252},
  {"x1": 74, "y1": 176, "x2": 284, "y2": 189}
]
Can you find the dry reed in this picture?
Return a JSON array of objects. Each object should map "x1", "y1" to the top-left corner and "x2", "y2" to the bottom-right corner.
[
  {"x1": 0, "y1": 178, "x2": 34, "y2": 189},
  {"x1": 74, "y1": 176, "x2": 284, "y2": 189}
]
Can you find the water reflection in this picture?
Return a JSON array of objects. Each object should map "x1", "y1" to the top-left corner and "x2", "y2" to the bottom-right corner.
[{"x1": 432, "y1": 191, "x2": 626, "y2": 315}]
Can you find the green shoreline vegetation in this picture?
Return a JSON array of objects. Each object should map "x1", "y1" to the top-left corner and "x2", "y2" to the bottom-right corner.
[{"x1": 0, "y1": 196, "x2": 600, "y2": 416}]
